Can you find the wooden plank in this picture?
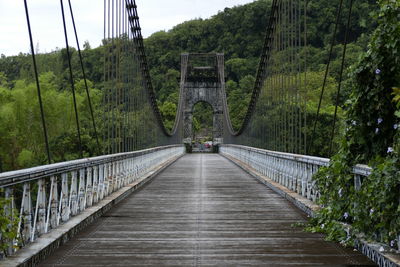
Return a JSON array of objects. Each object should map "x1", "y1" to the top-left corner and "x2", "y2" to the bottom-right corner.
[{"x1": 40, "y1": 154, "x2": 376, "y2": 266}]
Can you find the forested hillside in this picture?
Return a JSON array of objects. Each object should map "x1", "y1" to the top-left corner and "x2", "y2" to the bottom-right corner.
[
  {"x1": 145, "y1": 0, "x2": 376, "y2": 132},
  {"x1": 0, "y1": 45, "x2": 105, "y2": 171},
  {"x1": 0, "y1": 0, "x2": 377, "y2": 171}
]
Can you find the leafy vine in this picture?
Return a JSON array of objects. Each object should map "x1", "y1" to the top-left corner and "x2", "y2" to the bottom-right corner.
[
  {"x1": 309, "y1": 0, "x2": 400, "y2": 250},
  {"x1": 0, "y1": 194, "x2": 18, "y2": 258}
]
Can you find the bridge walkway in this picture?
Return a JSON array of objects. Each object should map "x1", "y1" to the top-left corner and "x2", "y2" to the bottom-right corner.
[{"x1": 40, "y1": 154, "x2": 375, "y2": 266}]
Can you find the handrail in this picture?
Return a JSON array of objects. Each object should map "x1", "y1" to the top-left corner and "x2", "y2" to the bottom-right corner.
[
  {"x1": 0, "y1": 145, "x2": 180, "y2": 188},
  {"x1": 222, "y1": 144, "x2": 332, "y2": 166},
  {"x1": 220, "y1": 144, "x2": 400, "y2": 263},
  {"x1": 0, "y1": 145, "x2": 184, "y2": 259},
  {"x1": 220, "y1": 144, "x2": 371, "y2": 202}
]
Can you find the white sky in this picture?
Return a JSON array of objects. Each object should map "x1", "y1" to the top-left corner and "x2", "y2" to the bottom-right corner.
[{"x1": 0, "y1": 0, "x2": 255, "y2": 56}]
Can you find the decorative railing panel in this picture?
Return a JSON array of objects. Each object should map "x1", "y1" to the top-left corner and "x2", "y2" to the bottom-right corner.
[
  {"x1": 0, "y1": 145, "x2": 184, "y2": 258},
  {"x1": 221, "y1": 144, "x2": 374, "y2": 203},
  {"x1": 220, "y1": 144, "x2": 400, "y2": 258}
]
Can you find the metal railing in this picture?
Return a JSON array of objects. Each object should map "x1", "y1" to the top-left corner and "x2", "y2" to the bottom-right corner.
[
  {"x1": 220, "y1": 144, "x2": 372, "y2": 202},
  {"x1": 0, "y1": 145, "x2": 184, "y2": 257},
  {"x1": 220, "y1": 144, "x2": 400, "y2": 259}
]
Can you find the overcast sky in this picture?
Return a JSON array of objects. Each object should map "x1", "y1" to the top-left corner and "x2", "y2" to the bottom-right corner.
[{"x1": 0, "y1": 0, "x2": 255, "y2": 56}]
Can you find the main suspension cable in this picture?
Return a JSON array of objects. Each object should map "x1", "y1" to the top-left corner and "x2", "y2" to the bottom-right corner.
[
  {"x1": 60, "y1": 0, "x2": 84, "y2": 158},
  {"x1": 308, "y1": 0, "x2": 344, "y2": 154},
  {"x1": 67, "y1": 0, "x2": 101, "y2": 155},
  {"x1": 329, "y1": 0, "x2": 354, "y2": 155},
  {"x1": 24, "y1": 0, "x2": 52, "y2": 164}
]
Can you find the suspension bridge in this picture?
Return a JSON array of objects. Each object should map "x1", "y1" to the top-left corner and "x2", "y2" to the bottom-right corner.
[{"x1": 0, "y1": 0, "x2": 399, "y2": 266}]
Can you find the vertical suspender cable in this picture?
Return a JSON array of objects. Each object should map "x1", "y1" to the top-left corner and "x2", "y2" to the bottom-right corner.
[
  {"x1": 107, "y1": 0, "x2": 111, "y2": 154},
  {"x1": 116, "y1": 0, "x2": 121, "y2": 153},
  {"x1": 124, "y1": 1, "x2": 128, "y2": 151},
  {"x1": 286, "y1": 0, "x2": 291, "y2": 153},
  {"x1": 123, "y1": 0, "x2": 127, "y2": 150},
  {"x1": 110, "y1": 0, "x2": 115, "y2": 154},
  {"x1": 279, "y1": 0, "x2": 284, "y2": 151},
  {"x1": 308, "y1": 0, "x2": 344, "y2": 154},
  {"x1": 295, "y1": 0, "x2": 300, "y2": 154},
  {"x1": 126, "y1": 5, "x2": 132, "y2": 151},
  {"x1": 60, "y1": 0, "x2": 83, "y2": 158},
  {"x1": 296, "y1": 0, "x2": 301, "y2": 154},
  {"x1": 300, "y1": 0, "x2": 305, "y2": 154},
  {"x1": 119, "y1": 0, "x2": 125, "y2": 152},
  {"x1": 282, "y1": 0, "x2": 286, "y2": 152},
  {"x1": 103, "y1": 0, "x2": 107, "y2": 154},
  {"x1": 115, "y1": 0, "x2": 120, "y2": 153},
  {"x1": 303, "y1": 0, "x2": 308, "y2": 154},
  {"x1": 24, "y1": 0, "x2": 52, "y2": 164},
  {"x1": 127, "y1": 4, "x2": 133, "y2": 152},
  {"x1": 329, "y1": 0, "x2": 354, "y2": 155},
  {"x1": 67, "y1": 0, "x2": 101, "y2": 155},
  {"x1": 122, "y1": 0, "x2": 126, "y2": 152}
]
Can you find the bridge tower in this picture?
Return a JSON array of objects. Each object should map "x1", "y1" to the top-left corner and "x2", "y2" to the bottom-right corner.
[{"x1": 180, "y1": 53, "x2": 225, "y2": 146}]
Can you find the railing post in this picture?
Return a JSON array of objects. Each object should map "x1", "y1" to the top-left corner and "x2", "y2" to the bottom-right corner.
[
  {"x1": 60, "y1": 173, "x2": 70, "y2": 223},
  {"x1": 98, "y1": 164, "x2": 105, "y2": 200},
  {"x1": 302, "y1": 164, "x2": 308, "y2": 197},
  {"x1": 122, "y1": 160, "x2": 127, "y2": 186},
  {"x1": 69, "y1": 171, "x2": 78, "y2": 216},
  {"x1": 46, "y1": 176, "x2": 59, "y2": 231},
  {"x1": 129, "y1": 158, "x2": 134, "y2": 183},
  {"x1": 296, "y1": 162, "x2": 302, "y2": 194},
  {"x1": 33, "y1": 179, "x2": 46, "y2": 239},
  {"x1": 19, "y1": 183, "x2": 32, "y2": 244},
  {"x1": 134, "y1": 157, "x2": 139, "y2": 180},
  {"x1": 104, "y1": 163, "x2": 110, "y2": 196},
  {"x1": 86, "y1": 167, "x2": 93, "y2": 207},
  {"x1": 354, "y1": 174, "x2": 361, "y2": 191},
  {"x1": 306, "y1": 165, "x2": 312, "y2": 200},
  {"x1": 115, "y1": 162, "x2": 120, "y2": 190},
  {"x1": 92, "y1": 166, "x2": 99, "y2": 204},
  {"x1": 120, "y1": 160, "x2": 124, "y2": 187},
  {"x1": 285, "y1": 159, "x2": 290, "y2": 188},
  {"x1": 278, "y1": 158, "x2": 283, "y2": 185},
  {"x1": 112, "y1": 162, "x2": 117, "y2": 192},
  {"x1": 5, "y1": 188, "x2": 15, "y2": 256},
  {"x1": 121, "y1": 160, "x2": 126, "y2": 187},
  {"x1": 78, "y1": 169, "x2": 86, "y2": 212},
  {"x1": 311, "y1": 165, "x2": 319, "y2": 201},
  {"x1": 292, "y1": 161, "x2": 297, "y2": 191}
]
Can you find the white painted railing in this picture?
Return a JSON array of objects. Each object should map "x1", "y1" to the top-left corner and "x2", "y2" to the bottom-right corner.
[
  {"x1": 220, "y1": 144, "x2": 400, "y2": 260},
  {"x1": 0, "y1": 145, "x2": 184, "y2": 258},
  {"x1": 220, "y1": 144, "x2": 372, "y2": 202}
]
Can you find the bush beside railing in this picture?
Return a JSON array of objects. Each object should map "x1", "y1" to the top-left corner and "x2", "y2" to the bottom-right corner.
[{"x1": 220, "y1": 144, "x2": 400, "y2": 263}]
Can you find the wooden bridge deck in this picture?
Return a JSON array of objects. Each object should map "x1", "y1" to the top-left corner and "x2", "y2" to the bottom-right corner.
[{"x1": 40, "y1": 154, "x2": 375, "y2": 266}]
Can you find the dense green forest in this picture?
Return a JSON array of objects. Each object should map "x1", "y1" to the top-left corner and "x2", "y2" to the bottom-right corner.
[
  {"x1": 310, "y1": 0, "x2": 400, "y2": 248},
  {"x1": 145, "y1": 0, "x2": 377, "y2": 134},
  {"x1": 0, "y1": 0, "x2": 378, "y2": 171},
  {"x1": 0, "y1": 46, "x2": 104, "y2": 171}
]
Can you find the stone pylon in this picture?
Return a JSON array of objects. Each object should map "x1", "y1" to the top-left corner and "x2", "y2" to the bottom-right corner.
[{"x1": 180, "y1": 53, "x2": 225, "y2": 145}]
